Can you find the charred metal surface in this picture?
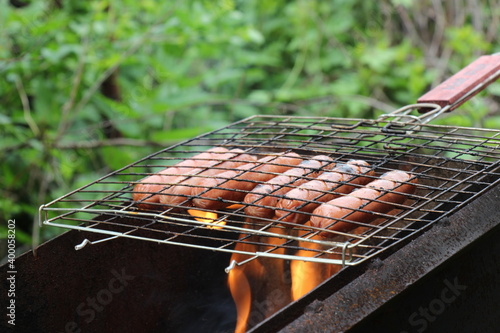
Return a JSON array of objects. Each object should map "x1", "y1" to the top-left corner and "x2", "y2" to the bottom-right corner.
[
  {"x1": 250, "y1": 184, "x2": 500, "y2": 333},
  {"x1": 347, "y1": 223, "x2": 500, "y2": 333},
  {"x1": 0, "y1": 227, "x2": 236, "y2": 333}
]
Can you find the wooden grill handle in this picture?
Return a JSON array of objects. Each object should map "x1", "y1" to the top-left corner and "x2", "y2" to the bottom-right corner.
[{"x1": 417, "y1": 53, "x2": 500, "y2": 112}]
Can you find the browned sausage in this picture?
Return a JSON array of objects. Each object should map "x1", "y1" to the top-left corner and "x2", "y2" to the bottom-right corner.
[
  {"x1": 192, "y1": 152, "x2": 303, "y2": 210},
  {"x1": 133, "y1": 147, "x2": 231, "y2": 210},
  {"x1": 310, "y1": 170, "x2": 417, "y2": 237},
  {"x1": 275, "y1": 160, "x2": 374, "y2": 225},
  {"x1": 132, "y1": 175, "x2": 171, "y2": 210},
  {"x1": 243, "y1": 155, "x2": 333, "y2": 219},
  {"x1": 159, "y1": 149, "x2": 257, "y2": 207}
]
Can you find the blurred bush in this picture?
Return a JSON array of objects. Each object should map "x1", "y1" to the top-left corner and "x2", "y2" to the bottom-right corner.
[{"x1": 1, "y1": 0, "x2": 499, "y2": 253}]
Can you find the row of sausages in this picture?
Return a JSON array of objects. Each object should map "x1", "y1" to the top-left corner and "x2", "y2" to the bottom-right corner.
[{"x1": 132, "y1": 147, "x2": 417, "y2": 237}]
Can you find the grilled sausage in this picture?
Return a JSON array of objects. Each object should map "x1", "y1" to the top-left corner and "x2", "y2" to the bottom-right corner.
[
  {"x1": 275, "y1": 160, "x2": 374, "y2": 225},
  {"x1": 192, "y1": 152, "x2": 303, "y2": 210},
  {"x1": 133, "y1": 147, "x2": 231, "y2": 210},
  {"x1": 132, "y1": 175, "x2": 171, "y2": 210},
  {"x1": 159, "y1": 149, "x2": 257, "y2": 207},
  {"x1": 243, "y1": 155, "x2": 333, "y2": 219},
  {"x1": 310, "y1": 170, "x2": 417, "y2": 237}
]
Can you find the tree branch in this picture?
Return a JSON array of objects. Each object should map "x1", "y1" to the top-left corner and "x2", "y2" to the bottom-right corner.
[
  {"x1": 56, "y1": 34, "x2": 88, "y2": 141},
  {"x1": 15, "y1": 77, "x2": 40, "y2": 137}
]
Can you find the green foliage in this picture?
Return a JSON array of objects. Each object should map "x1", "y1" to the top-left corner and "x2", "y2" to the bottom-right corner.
[{"x1": 0, "y1": 0, "x2": 498, "y2": 249}]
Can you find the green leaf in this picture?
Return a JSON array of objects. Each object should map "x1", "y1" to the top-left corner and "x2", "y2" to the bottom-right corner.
[
  {"x1": 484, "y1": 116, "x2": 500, "y2": 130},
  {"x1": 0, "y1": 114, "x2": 12, "y2": 125},
  {"x1": 390, "y1": 0, "x2": 414, "y2": 8},
  {"x1": 487, "y1": 82, "x2": 500, "y2": 97},
  {"x1": 247, "y1": 90, "x2": 271, "y2": 104},
  {"x1": 359, "y1": 46, "x2": 398, "y2": 73},
  {"x1": 151, "y1": 127, "x2": 213, "y2": 142}
]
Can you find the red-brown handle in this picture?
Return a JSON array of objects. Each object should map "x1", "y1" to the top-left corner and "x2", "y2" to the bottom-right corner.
[{"x1": 417, "y1": 54, "x2": 500, "y2": 111}]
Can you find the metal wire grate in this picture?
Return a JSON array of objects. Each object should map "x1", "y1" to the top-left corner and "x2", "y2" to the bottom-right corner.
[{"x1": 40, "y1": 115, "x2": 500, "y2": 268}]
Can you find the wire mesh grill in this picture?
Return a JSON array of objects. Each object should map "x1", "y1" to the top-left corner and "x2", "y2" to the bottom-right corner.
[{"x1": 40, "y1": 115, "x2": 500, "y2": 267}]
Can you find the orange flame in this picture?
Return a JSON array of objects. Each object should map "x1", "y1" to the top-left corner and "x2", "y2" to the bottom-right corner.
[
  {"x1": 187, "y1": 209, "x2": 225, "y2": 229},
  {"x1": 228, "y1": 256, "x2": 254, "y2": 333},
  {"x1": 291, "y1": 247, "x2": 339, "y2": 300},
  {"x1": 226, "y1": 203, "x2": 244, "y2": 209},
  {"x1": 227, "y1": 222, "x2": 292, "y2": 332},
  {"x1": 291, "y1": 221, "x2": 374, "y2": 300}
]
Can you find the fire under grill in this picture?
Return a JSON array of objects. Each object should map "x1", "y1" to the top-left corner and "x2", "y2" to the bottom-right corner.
[{"x1": 40, "y1": 115, "x2": 500, "y2": 270}]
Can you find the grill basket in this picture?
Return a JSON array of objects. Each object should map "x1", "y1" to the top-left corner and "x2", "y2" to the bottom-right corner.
[
  {"x1": 39, "y1": 115, "x2": 500, "y2": 268},
  {"x1": 40, "y1": 54, "x2": 500, "y2": 270}
]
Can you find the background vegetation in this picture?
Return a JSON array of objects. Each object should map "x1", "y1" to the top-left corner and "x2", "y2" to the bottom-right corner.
[{"x1": 1, "y1": 0, "x2": 499, "y2": 257}]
